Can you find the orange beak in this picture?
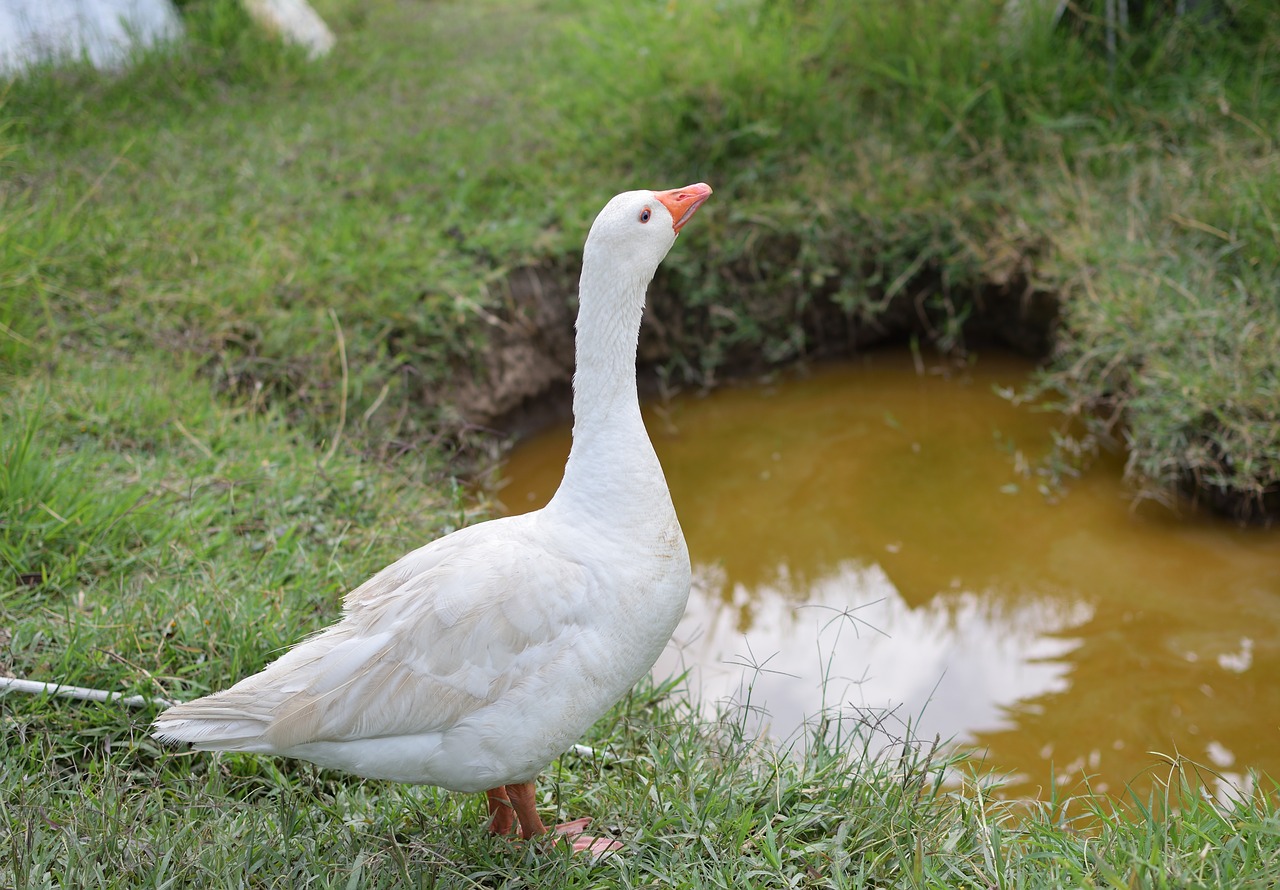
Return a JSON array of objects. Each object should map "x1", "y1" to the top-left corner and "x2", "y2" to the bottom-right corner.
[{"x1": 654, "y1": 182, "x2": 713, "y2": 234}]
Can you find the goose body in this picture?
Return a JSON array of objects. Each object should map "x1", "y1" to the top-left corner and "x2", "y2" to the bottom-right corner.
[{"x1": 153, "y1": 183, "x2": 713, "y2": 851}]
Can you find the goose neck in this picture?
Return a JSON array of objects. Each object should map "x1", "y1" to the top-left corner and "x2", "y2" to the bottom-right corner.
[{"x1": 548, "y1": 260, "x2": 663, "y2": 519}]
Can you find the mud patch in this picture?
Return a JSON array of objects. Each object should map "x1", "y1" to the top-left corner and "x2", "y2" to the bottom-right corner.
[{"x1": 445, "y1": 264, "x2": 577, "y2": 433}]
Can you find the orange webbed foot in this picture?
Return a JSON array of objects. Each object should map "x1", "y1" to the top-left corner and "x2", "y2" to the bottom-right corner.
[{"x1": 551, "y1": 816, "x2": 624, "y2": 858}]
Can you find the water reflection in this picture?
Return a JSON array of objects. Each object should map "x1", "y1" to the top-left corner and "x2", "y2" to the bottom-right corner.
[
  {"x1": 656, "y1": 560, "x2": 1093, "y2": 749},
  {"x1": 494, "y1": 351, "x2": 1280, "y2": 802}
]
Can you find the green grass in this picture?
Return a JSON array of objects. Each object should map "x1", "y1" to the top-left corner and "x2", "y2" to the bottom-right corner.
[
  {"x1": 5, "y1": 674, "x2": 1280, "y2": 887},
  {"x1": 2, "y1": 0, "x2": 1280, "y2": 885}
]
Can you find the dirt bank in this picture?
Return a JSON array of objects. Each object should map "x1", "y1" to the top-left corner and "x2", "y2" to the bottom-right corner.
[{"x1": 449, "y1": 254, "x2": 1059, "y2": 434}]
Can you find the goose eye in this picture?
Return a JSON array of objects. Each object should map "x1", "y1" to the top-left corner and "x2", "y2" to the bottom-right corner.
[{"x1": 639, "y1": 208, "x2": 651, "y2": 223}]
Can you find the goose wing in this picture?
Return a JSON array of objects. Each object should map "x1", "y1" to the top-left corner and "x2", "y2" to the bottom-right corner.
[{"x1": 154, "y1": 519, "x2": 593, "y2": 751}]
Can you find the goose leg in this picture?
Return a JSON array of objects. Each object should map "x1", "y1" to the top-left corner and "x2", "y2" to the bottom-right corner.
[
  {"x1": 485, "y1": 787, "x2": 515, "y2": 835},
  {"x1": 505, "y1": 780, "x2": 623, "y2": 857},
  {"x1": 504, "y1": 781, "x2": 547, "y2": 839}
]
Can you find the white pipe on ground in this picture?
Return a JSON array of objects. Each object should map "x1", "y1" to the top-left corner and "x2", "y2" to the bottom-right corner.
[{"x1": 0, "y1": 676, "x2": 176, "y2": 709}]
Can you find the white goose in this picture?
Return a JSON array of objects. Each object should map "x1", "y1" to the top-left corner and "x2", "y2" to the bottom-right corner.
[{"x1": 153, "y1": 183, "x2": 712, "y2": 855}]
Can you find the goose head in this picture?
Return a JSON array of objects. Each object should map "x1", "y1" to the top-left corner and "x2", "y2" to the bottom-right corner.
[{"x1": 581, "y1": 183, "x2": 713, "y2": 285}]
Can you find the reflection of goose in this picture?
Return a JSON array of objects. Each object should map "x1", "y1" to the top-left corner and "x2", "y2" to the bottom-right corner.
[{"x1": 154, "y1": 184, "x2": 712, "y2": 855}]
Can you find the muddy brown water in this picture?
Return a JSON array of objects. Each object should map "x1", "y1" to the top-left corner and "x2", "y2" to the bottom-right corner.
[{"x1": 490, "y1": 350, "x2": 1280, "y2": 804}]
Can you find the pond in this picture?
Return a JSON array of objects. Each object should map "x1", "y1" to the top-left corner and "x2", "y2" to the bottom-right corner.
[{"x1": 491, "y1": 350, "x2": 1280, "y2": 805}]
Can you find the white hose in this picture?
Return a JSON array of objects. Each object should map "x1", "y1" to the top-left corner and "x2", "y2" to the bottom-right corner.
[{"x1": 0, "y1": 676, "x2": 175, "y2": 709}]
